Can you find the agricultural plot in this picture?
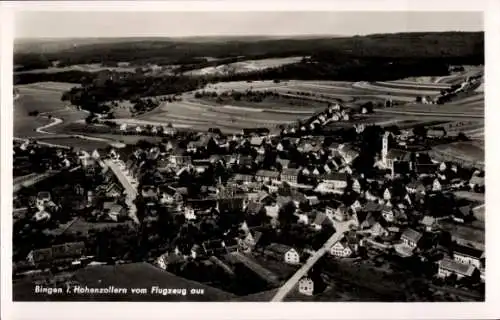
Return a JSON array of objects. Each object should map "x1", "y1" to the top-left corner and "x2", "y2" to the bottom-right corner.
[
  {"x1": 35, "y1": 136, "x2": 111, "y2": 151},
  {"x1": 185, "y1": 57, "x2": 304, "y2": 76},
  {"x1": 432, "y1": 141, "x2": 484, "y2": 164},
  {"x1": 136, "y1": 99, "x2": 312, "y2": 133},
  {"x1": 15, "y1": 64, "x2": 136, "y2": 75},
  {"x1": 14, "y1": 82, "x2": 85, "y2": 137}
]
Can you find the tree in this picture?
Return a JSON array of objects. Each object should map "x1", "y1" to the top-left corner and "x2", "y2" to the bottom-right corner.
[
  {"x1": 457, "y1": 132, "x2": 469, "y2": 141},
  {"x1": 278, "y1": 201, "x2": 298, "y2": 227},
  {"x1": 413, "y1": 125, "x2": 427, "y2": 138}
]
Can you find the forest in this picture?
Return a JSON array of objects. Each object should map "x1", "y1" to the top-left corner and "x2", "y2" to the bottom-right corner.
[{"x1": 14, "y1": 32, "x2": 483, "y2": 71}]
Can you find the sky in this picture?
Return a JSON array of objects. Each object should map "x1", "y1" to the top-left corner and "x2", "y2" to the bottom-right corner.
[{"x1": 15, "y1": 11, "x2": 483, "y2": 39}]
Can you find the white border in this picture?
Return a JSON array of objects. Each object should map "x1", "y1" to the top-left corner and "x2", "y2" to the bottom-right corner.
[{"x1": 2, "y1": 1, "x2": 500, "y2": 319}]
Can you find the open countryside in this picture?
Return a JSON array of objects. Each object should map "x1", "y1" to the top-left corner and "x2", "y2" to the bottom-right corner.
[{"x1": 13, "y1": 23, "x2": 485, "y2": 304}]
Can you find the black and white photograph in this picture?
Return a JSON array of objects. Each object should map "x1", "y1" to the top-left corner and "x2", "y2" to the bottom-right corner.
[{"x1": 2, "y1": 1, "x2": 499, "y2": 318}]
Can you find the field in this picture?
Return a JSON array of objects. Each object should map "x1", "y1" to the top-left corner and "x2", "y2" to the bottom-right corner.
[
  {"x1": 431, "y1": 141, "x2": 484, "y2": 165},
  {"x1": 185, "y1": 57, "x2": 304, "y2": 76},
  {"x1": 15, "y1": 63, "x2": 136, "y2": 75},
  {"x1": 135, "y1": 98, "x2": 309, "y2": 134},
  {"x1": 34, "y1": 136, "x2": 112, "y2": 151},
  {"x1": 14, "y1": 82, "x2": 87, "y2": 137},
  {"x1": 118, "y1": 68, "x2": 484, "y2": 135}
]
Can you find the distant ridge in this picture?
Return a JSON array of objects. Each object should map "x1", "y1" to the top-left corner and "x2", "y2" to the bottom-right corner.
[{"x1": 15, "y1": 35, "x2": 343, "y2": 53}]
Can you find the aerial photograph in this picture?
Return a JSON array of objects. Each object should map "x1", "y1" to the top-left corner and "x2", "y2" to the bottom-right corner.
[{"x1": 12, "y1": 11, "x2": 485, "y2": 302}]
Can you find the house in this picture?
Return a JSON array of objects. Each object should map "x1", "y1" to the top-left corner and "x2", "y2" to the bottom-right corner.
[
  {"x1": 298, "y1": 277, "x2": 315, "y2": 296},
  {"x1": 401, "y1": 228, "x2": 422, "y2": 249},
  {"x1": 159, "y1": 186, "x2": 183, "y2": 204},
  {"x1": 265, "y1": 205, "x2": 280, "y2": 219},
  {"x1": 141, "y1": 186, "x2": 158, "y2": 200},
  {"x1": 453, "y1": 244, "x2": 483, "y2": 269},
  {"x1": 369, "y1": 222, "x2": 389, "y2": 237},
  {"x1": 381, "y1": 205, "x2": 395, "y2": 223},
  {"x1": 320, "y1": 173, "x2": 349, "y2": 189},
  {"x1": 295, "y1": 212, "x2": 310, "y2": 225},
  {"x1": 311, "y1": 212, "x2": 331, "y2": 231},
  {"x1": 280, "y1": 168, "x2": 300, "y2": 184},
  {"x1": 202, "y1": 240, "x2": 226, "y2": 256},
  {"x1": 33, "y1": 209, "x2": 51, "y2": 221},
  {"x1": 329, "y1": 235, "x2": 357, "y2": 257},
  {"x1": 350, "y1": 199, "x2": 363, "y2": 213},
  {"x1": 250, "y1": 136, "x2": 265, "y2": 147},
  {"x1": 255, "y1": 170, "x2": 280, "y2": 183},
  {"x1": 454, "y1": 205, "x2": 472, "y2": 223},
  {"x1": 469, "y1": 175, "x2": 485, "y2": 190},
  {"x1": 276, "y1": 157, "x2": 290, "y2": 169},
  {"x1": 419, "y1": 215, "x2": 436, "y2": 231},
  {"x1": 432, "y1": 179, "x2": 442, "y2": 192},
  {"x1": 265, "y1": 243, "x2": 301, "y2": 265},
  {"x1": 190, "y1": 244, "x2": 204, "y2": 259},
  {"x1": 352, "y1": 179, "x2": 362, "y2": 194},
  {"x1": 240, "y1": 231, "x2": 263, "y2": 252},
  {"x1": 156, "y1": 251, "x2": 184, "y2": 270},
  {"x1": 105, "y1": 183, "x2": 123, "y2": 198},
  {"x1": 184, "y1": 206, "x2": 196, "y2": 220},
  {"x1": 36, "y1": 191, "x2": 52, "y2": 208},
  {"x1": 231, "y1": 173, "x2": 254, "y2": 184},
  {"x1": 91, "y1": 149, "x2": 101, "y2": 159},
  {"x1": 245, "y1": 201, "x2": 264, "y2": 216},
  {"x1": 438, "y1": 258, "x2": 477, "y2": 280},
  {"x1": 338, "y1": 146, "x2": 359, "y2": 164},
  {"x1": 406, "y1": 181, "x2": 426, "y2": 194},
  {"x1": 383, "y1": 188, "x2": 392, "y2": 200},
  {"x1": 333, "y1": 205, "x2": 350, "y2": 222}
]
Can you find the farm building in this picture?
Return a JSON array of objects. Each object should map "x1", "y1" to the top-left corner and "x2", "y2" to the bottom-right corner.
[{"x1": 264, "y1": 243, "x2": 301, "y2": 265}]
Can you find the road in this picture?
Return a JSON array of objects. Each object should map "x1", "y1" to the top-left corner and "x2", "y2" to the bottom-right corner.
[
  {"x1": 103, "y1": 159, "x2": 140, "y2": 224},
  {"x1": 35, "y1": 117, "x2": 63, "y2": 134},
  {"x1": 271, "y1": 218, "x2": 355, "y2": 302}
]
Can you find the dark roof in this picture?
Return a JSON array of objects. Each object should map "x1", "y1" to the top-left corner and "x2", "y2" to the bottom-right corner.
[
  {"x1": 363, "y1": 201, "x2": 383, "y2": 212},
  {"x1": 320, "y1": 172, "x2": 349, "y2": 182},
  {"x1": 439, "y1": 258, "x2": 475, "y2": 276},
  {"x1": 453, "y1": 243, "x2": 483, "y2": 259},
  {"x1": 246, "y1": 201, "x2": 264, "y2": 215},
  {"x1": 265, "y1": 243, "x2": 295, "y2": 255},
  {"x1": 255, "y1": 170, "x2": 280, "y2": 178},
  {"x1": 415, "y1": 164, "x2": 438, "y2": 174},
  {"x1": 313, "y1": 212, "x2": 328, "y2": 225},
  {"x1": 401, "y1": 228, "x2": 423, "y2": 243},
  {"x1": 386, "y1": 149, "x2": 411, "y2": 161},
  {"x1": 281, "y1": 168, "x2": 300, "y2": 176}
]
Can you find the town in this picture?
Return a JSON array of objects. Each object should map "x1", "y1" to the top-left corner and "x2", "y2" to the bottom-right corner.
[{"x1": 13, "y1": 97, "x2": 485, "y2": 301}]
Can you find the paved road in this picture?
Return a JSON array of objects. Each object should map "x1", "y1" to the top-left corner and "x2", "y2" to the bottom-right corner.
[
  {"x1": 271, "y1": 219, "x2": 355, "y2": 302},
  {"x1": 103, "y1": 159, "x2": 139, "y2": 224}
]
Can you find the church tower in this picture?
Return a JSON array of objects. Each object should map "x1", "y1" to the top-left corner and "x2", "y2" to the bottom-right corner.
[{"x1": 381, "y1": 131, "x2": 390, "y2": 168}]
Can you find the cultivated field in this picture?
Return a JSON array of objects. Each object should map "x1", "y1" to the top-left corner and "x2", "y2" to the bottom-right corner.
[
  {"x1": 431, "y1": 141, "x2": 484, "y2": 165},
  {"x1": 185, "y1": 57, "x2": 304, "y2": 76},
  {"x1": 15, "y1": 63, "x2": 136, "y2": 75},
  {"x1": 126, "y1": 69, "x2": 484, "y2": 135},
  {"x1": 14, "y1": 82, "x2": 86, "y2": 137},
  {"x1": 34, "y1": 136, "x2": 112, "y2": 151}
]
